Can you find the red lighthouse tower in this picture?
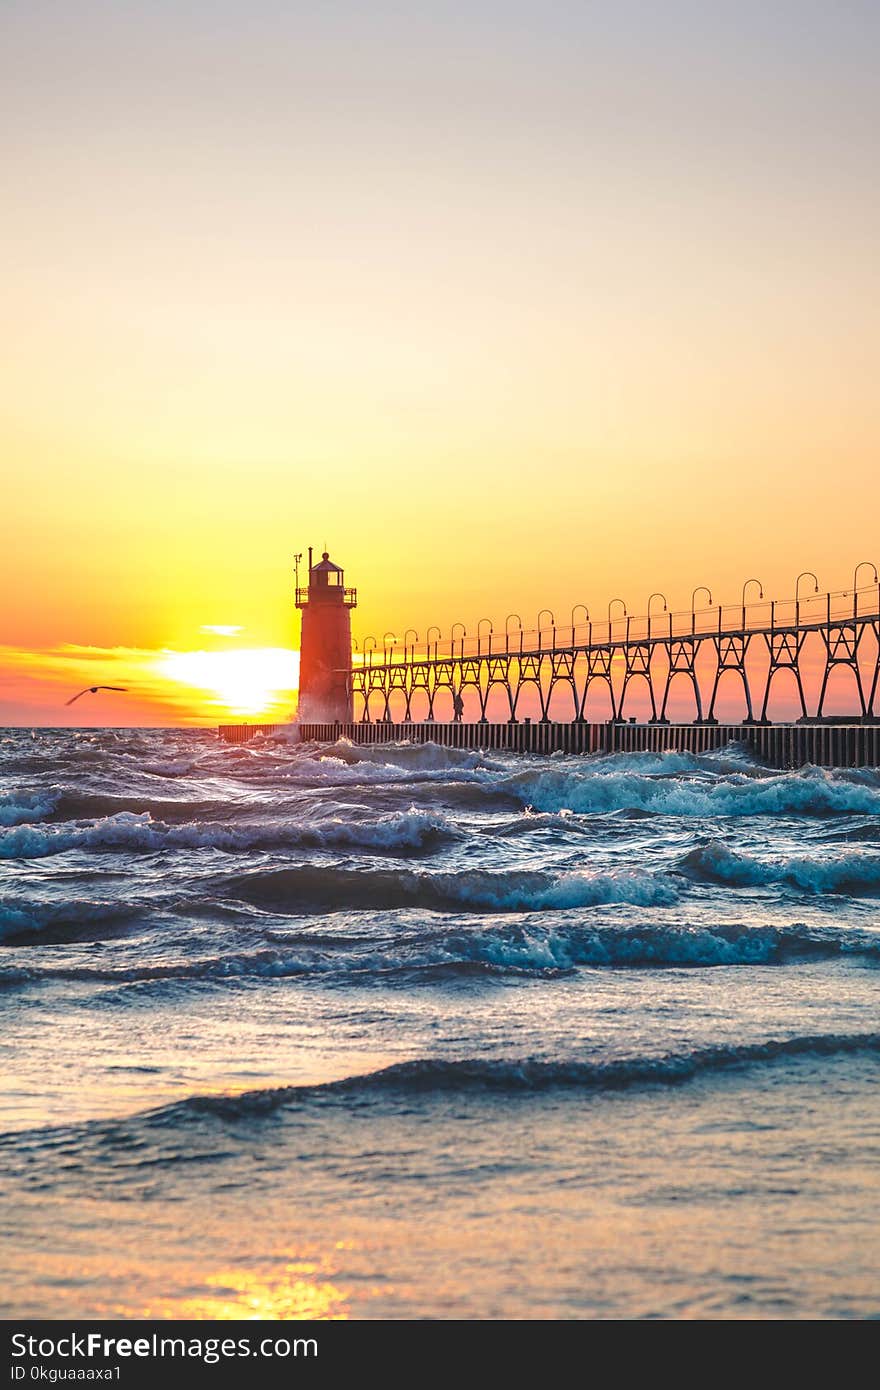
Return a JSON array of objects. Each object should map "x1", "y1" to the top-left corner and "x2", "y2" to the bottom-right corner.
[{"x1": 295, "y1": 548, "x2": 357, "y2": 723}]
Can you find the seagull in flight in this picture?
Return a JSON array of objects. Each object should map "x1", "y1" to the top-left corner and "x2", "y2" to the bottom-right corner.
[{"x1": 65, "y1": 686, "x2": 129, "y2": 707}]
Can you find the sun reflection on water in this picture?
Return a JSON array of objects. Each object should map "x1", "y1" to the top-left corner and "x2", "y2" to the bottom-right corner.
[{"x1": 137, "y1": 1255, "x2": 352, "y2": 1320}]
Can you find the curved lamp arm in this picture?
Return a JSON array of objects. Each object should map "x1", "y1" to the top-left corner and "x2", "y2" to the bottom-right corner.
[
  {"x1": 537, "y1": 610, "x2": 555, "y2": 649},
  {"x1": 647, "y1": 592, "x2": 667, "y2": 636},
  {"x1": 795, "y1": 571, "x2": 820, "y2": 602}
]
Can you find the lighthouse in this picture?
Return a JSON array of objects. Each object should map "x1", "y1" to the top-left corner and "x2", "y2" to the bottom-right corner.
[{"x1": 295, "y1": 548, "x2": 357, "y2": 723}]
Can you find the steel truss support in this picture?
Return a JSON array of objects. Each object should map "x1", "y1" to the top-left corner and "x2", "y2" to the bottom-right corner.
[
  {"x1": 485, "y1": 657, "x2": 516, "y2": 722},
  {"x1": 869, "y1": 621, "x2": 880, "y2": 718},
  {"x1": 760, "y1": 629, "x2": 809, "y2": 722},
  {"x1": 577, "y1": 650, "x2": 617, "y2": 722},
  {"x1": 457, "y1": 657, "x2": 486, "y2": 721},
  {"x1": 512, "y1": 654, "x2": 547, "y2": 722},
  {"x1": 405, "y1": 661, "x2": 432, "y2": 723},
  {"x1": 817, "y1": 623, "x2": 869, "y2": 718},
  {"x1": 619, "y1": 643, "x2": 657, "y2": 721},
  {"x1": 659, "y1": 638, "x2": 703, "y2": 723},
  {"x1": 708, "y1": 634, "x2": 755, "y2": 723},
  {"x1": 544, "y1": 651, "x2": 579, "y2": 722}
]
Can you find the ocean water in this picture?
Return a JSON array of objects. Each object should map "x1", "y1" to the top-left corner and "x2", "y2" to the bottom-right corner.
[{"x1": 1, "y1": 726, "x2": 879, "y2": 1320}]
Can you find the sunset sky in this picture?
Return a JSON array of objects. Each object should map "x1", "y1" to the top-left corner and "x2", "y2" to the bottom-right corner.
[{"x1": 2, "y1": 1, "x2": 878, "y2": 724}]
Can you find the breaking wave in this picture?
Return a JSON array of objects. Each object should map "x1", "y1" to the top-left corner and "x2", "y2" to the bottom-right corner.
[
  {"x1": 0, "y1": 790, "x2": 59, "y2": 827},
  {"x1": 680, "y1": 841, "x2": 880, "y2": 895},
  {"x1": 186, "y1": 1032, "x2": 880, "y2": 1112},
  {"x1": 0, "y1": 808, "x2": 457, "y2": 860},
  {"x1": 318, "y1": 738, "x2": 506, "y2": 773},
  {"x1": 0, "y1": 897, "x2": 143, "y2": 943},
  {"x1": 12, "y1": 918, "x2": 878, "y2": 982},
  {"x1": 6, "y1": 1033, "x2": 876, "y2": 1150},
  {"x1": 500, "y1": 763, "x2": 880, "y2": 818},
  {"x1": 222, "y1": 863, "x2": 679, "y2": 914}
]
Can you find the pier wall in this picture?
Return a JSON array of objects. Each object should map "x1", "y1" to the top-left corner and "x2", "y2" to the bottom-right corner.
[{"x1": 218, "y1": 720, "x2": 880, "y2": 769}]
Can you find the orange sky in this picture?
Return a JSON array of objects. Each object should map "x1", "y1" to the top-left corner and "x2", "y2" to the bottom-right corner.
[{"x1": 2, "y1": 3, "x2": 878, "y2": 726}]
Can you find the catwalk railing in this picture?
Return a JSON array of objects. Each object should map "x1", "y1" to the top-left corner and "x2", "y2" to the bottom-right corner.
[{"x1": 351, "y1": 582, "x2": 880, "y2": 724}]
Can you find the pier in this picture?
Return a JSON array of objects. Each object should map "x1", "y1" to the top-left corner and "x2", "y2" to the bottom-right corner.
[
  {"x1": 219, "y1": 561, "x2": 880, "y2": 769},
  {"x1": 219, "y1": 719, "x2": 880, "y2": 769}
]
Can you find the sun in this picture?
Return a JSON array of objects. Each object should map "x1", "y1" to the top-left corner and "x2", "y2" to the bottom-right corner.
[{"x1": 156, "y1": 647, "x2": 299, "y2": 718}]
